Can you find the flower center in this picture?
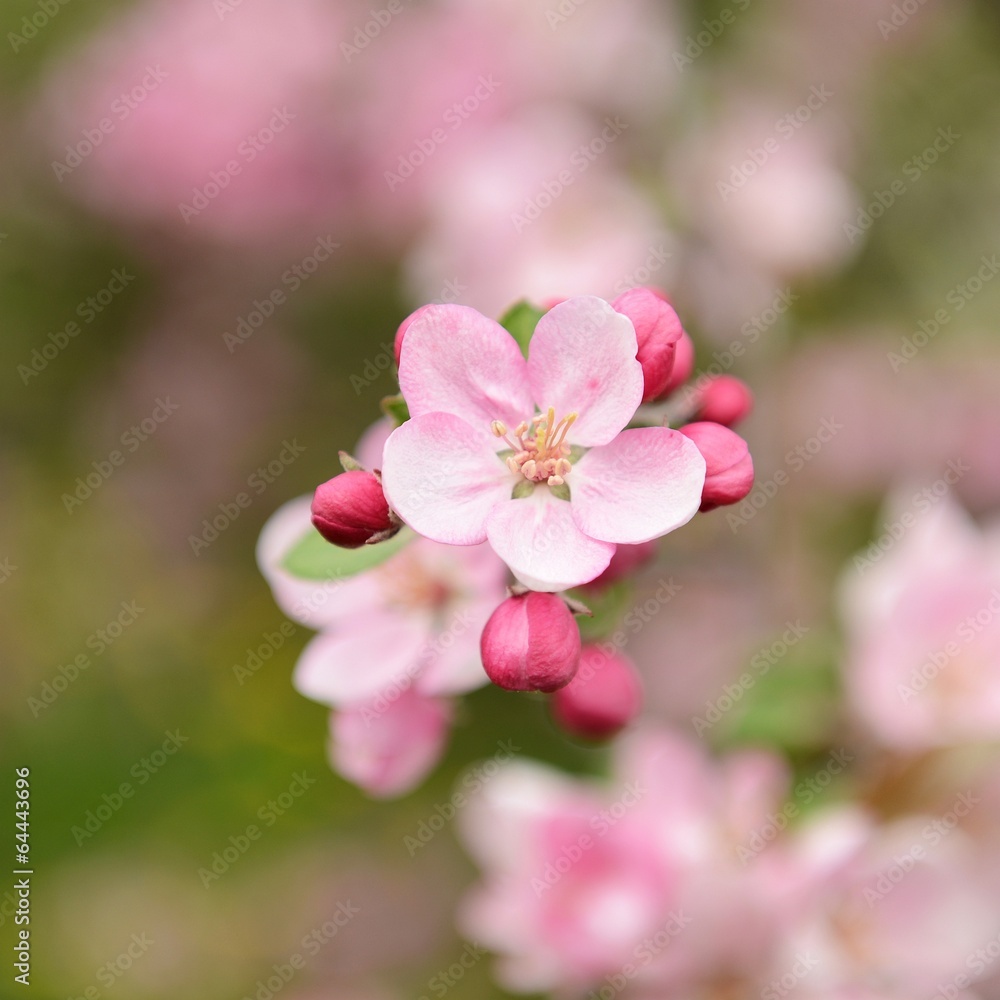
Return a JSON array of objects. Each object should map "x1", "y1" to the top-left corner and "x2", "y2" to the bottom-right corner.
[
  {"x1": 377, "y1": 550, "x2": 452, "y2": 611},
  {"x1": 492, "y1": 408, "x2": 577, "y2": 487}
]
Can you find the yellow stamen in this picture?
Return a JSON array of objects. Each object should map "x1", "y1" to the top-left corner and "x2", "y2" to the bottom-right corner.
[{"x1": 493, "y1": 407, "x2": 580, "y2": 488}]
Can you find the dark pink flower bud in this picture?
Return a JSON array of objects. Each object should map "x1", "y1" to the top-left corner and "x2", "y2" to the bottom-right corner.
[
  {"x1": 551, "y1": 646, "x2": 643, "y2": 741},
  {"x1": 695, "y1": 375, "x2": 753, "y2": 427},
  {"x1": 659, "y1": 330, "x2": 695, "y2": 397},
  {"x1": 480, "y1": 592, "x2": 581, "y2": 693},
  {"x1": 393, "y1": 304, "x2": 434, "y2": 367},
  {"x1": 679, "y1": 421, "x2": 754, "y2": 512},
  {"x1": 311, "y1": 470, "x2": 393, "y2": 548},
  {"x1": 612, "y1": 287, "x2": 683, "y2": 403},
  {"x1": 583, "y1": 541, "x2": 658, "y2": 591}
]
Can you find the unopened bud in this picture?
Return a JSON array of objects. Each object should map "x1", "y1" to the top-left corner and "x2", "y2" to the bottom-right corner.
[
  {"x1": 551, "y1": 646, "x2": 643, "y2": 741},
  {"x1": 679, "y1": 422, "x2": 754, "y2": 512},
  {"x1": 480, "y1": 592, "x2": 581, "y2": 692},
  {"x1": 311, "y1": 470, "x2": 394, "y2": 548},
  {"x1": 660, "y1": 330, "x2": 695, "y2": 397},
  {"x1": 612, "y1": 287, "x2": 683, "y2": 403},
  {"x1": 694, "y1": 375, "x2": 753, "y2": 427}
]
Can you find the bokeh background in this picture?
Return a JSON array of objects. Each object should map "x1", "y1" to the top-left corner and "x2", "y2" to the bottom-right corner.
[{"x1": 3, "y1": 0, "x2": 1000, "y2": 997}]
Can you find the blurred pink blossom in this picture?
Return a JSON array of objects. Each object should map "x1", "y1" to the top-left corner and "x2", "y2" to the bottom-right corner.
[
  {"x1": 38, "y1": 0, "x2": 361, "y2": 248},
  {"x1": 258, "y1": 497, "x2": 507, "y2": 703},
  {"x1": 329, "y1": 689, "x2": 453, "y2": 799},
  {"x1": 404, "y1": 111, "x2": 675, "y2": 317},
  {"x1": 458, "y1": 728, "x2": 794, "y2": 994},
  {"x1": 670, "y1": 109, "x2": 858, "y2": 334},
  {"x1": 38, "y1": 0, "x2": 679, "y2": 263},
  {"x1": 840, "y1": 494, "x2": 1000, "y2": 750},
  {"x1": 782, "y1": 336, "x2": 1000, "y2": 508},
  {"x1": 257, "y1": 463, "x2": 507, "y2": 795},
  {"x1": 765, "y1": 807, "x2": 996, "y2": 999}
]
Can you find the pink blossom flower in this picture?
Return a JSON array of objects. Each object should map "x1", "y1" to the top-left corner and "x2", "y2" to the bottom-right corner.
[
  {"x1": 258, "y1": 496, "x2": 507, "y2": 705},
  {"x1": 403, "y1": 111, "x2": 676, "y2": 317},
  {"x1": 380, "y1": 297, "x2": 706, "y2": 591},
  {"x1": 38, "y1": 0, "x2": 358, "y2": 247},
  {"x1": 840, "y1": 494, "x2": 1000, "y2": 749},
  {"x1": 257, "y1": 467, "x2": 507, "y2": 795},
  {"x1": 329, "y1": 689, "x2": 453, "y2": 799},
  {"x1": 765, "y1": 807, "x2": 997, "y2": 999},
  {"x1": 458, "y1": 728, "x2": 793, "y2": 994},
  {"x1": 457, "y1": 756, "x2": 678, "y2": 992}
]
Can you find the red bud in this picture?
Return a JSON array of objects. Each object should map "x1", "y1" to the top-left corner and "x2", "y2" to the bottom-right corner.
[
  {"x1": 612, "y1": 287, "x2": 684, "y2": 403},
  {"x1": 551, "y1": 646, "x2": 643, "y2": 741},
  {"x1": 311, "y1": 471, "x2": 393, "y2": 548},
  {"x1": 679, "y1": 422, "x2": 754, "y2": 512},
  {"x1": 660, "y1": 331, "x2": 695, "y2": 398},
  {"x1": 695, "y1": 375, "x2": 753, "y2": 427},
  {"x1": 480, "y1": 592, "x2": 581, "y2": 692}
]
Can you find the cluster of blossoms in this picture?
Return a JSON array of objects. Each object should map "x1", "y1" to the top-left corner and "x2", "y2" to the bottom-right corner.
[
  {"x1": 260, "y1": 289, "x2": 754, "y2": 794},
  {"x1": 447, "y1": 497, "x2": 1000, "y2": 998},
  {"x1": 456, "y1": 726, "x2": 1000, "y2": 1000}
]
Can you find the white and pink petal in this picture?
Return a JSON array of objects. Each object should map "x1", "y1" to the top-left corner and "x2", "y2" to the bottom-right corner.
[
  {"x1": 418, "y1": 595, "x2": 499, "y2": 696},
  {"x1": 527, "y1": 296, "x2": 643, "y2": 447},
  {"x1": 570, "y1": 427, "x2": 706, "y2": 544},
  {"x1": 293, "y1": 612, "x2": 432, "y2": 707},
  {"x1": 398, "y1": 304, "x2": 533, "y2": 432},
  {"x1": 328, "y1": 690, "x2": 453, "y2": 798},
  {"x1": 486, "y1": 488, "x2": 615, "y2": 592},
  {"x1": 256, "y1": 495, "x2": 383, "y2": 630},
  {"x1": 381, "y1": 412, "x2": 515, "y2": 545}
]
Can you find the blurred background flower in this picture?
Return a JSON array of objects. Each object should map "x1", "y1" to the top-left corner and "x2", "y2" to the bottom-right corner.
[{"x1": 4, "y1": 0, "x2": 1000, "y2": 996}]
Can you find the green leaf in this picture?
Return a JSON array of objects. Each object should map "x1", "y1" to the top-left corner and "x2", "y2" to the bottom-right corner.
[
  {"x1": 281, "y1": 526, "x2": 413, "y2": 581},
  {"x1": 499, "y1": 300, "x2": 545, "y2": 358},
  {"x1": 381, "y1": 394, "x2": 410, "y2": 427},
  {"x1": 712, "y1": 633, "x2": 842, "y2": 754}
]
